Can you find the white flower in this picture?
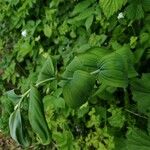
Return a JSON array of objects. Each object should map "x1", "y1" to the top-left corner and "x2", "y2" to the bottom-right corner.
[
  {"x1": 21, "y1": 30, "x2": 27, "y2": 37},
  {"x1": 117, "y1": 12, "x2": 124, "y2": 19}
]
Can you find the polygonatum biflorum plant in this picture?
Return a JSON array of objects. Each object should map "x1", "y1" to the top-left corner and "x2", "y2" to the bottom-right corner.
[{"x1": 0, "y1": 0, "x2": 150, "y2": 149}]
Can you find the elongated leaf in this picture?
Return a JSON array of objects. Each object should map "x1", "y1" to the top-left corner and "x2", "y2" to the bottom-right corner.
[
  {"x1": 131, "y1": 73, "x2": 150, "y2": 114},
  {"x1": 29, "y1": 85, "x2": 51, "y2": 144},
  {"x1": 37, "y1": 56, "x2": 55, "y2": 83},
  {"x1": 116, "y1": 45, "x2": 138, "y2": 78},
  {"x1": 9, "y1": 109, "x2": 30, "y2": 147},
  {"x1": 98, "y1": 52, "x2": 128, "y2": 87},
  {"x1": 63, "y1": 70, "x2": 95, "y2": 108},
  {"x1": 72, "y1": 0, "x2": 93, "y2": 15},
  {"x1": 100, "y1": 0, "x2": 127, "y2": 18}
]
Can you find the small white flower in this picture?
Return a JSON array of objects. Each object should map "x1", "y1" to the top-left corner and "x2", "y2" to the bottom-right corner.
[
  {"x1": 21, "y1": 30, "x2": 27, "y2": 37},
  {"x1": 117, "y1": 12, "x2": 124, "y2": 19}
]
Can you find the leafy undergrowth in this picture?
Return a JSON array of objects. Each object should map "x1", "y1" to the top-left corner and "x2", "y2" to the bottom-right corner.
[{"x1": 0, "y1": 0, "x2": 150, "y2": 149}]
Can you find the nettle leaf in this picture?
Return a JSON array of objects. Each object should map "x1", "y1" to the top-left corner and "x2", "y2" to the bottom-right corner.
[
  {"x1": 131, "y1": 73, "x2": 150, "y2": 114},
  {"x1": 37, "y1": 56, "x2": 55, "y2": 83},
  {"x1": 126, "y1": 3, "x2": 144, "y2": 20},
  {"x1": 100, "y1": 0, "x2": 127, "y2": 18},
  {"x1": 29, "y1": 85, "x2": 51, "y2": 145},
  {"x1": 9, "y1": 109, "x2": 30, "y2": 147},
  {"x1": 98, "y1": 52, "x2": 128, "y2": 88},
  {"x1": 108, "y1": 107, "x2": 125, "y2": 128},
  {"x1": 53, "y1": 130, "x2": 74, "y2": 150},
  {"x1": 63, "y1": 70, "x2": 95, "y2": 108},
  {"x1": 127, "y1": 128, "x2": 150, "y2": 150}
]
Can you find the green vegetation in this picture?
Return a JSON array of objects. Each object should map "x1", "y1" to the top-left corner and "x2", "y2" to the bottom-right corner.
[{"x1": 0, "y1": 0, "x2": 150, "y2": 149}]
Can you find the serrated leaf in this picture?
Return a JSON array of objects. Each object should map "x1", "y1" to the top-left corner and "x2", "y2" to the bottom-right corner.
[
  {"x1": 72, "y1": 0, "x2": 93, "y2": 15},
  {"x1": 126, "y1": 3, "x2": 144, "y2": 20},
  {"x1": 29, "y1": 85, "x2": 51, "y2": 145},
  {"x1": 43, "y1": 24, "x2": 52, "y2": 38},
  {"x1": 63, "y1": 70, "x2": 95, "y2": 108},
  {"x1": 131, "y1": 73, "x2": 150, "y2": 115},
  {"x1": 100, "y1": 0, "x2": 127, "y2": 18},
  {"x1": 98, "y1": 52, "x2": 128, "y2": 87},
  {"x1": 37, "y1": 56, "x2": 55, "y2": 83},
  {"x1": 127, "y1": 128, "x2": 150, "y2": 150},
  {"x1": 9, "y1": 109, "x2": 30, "y2": 147}
]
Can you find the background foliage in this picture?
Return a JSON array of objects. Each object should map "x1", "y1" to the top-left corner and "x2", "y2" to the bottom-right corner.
[{"x1": 0, "y1": 0, "x2": 150, "y2": 149}]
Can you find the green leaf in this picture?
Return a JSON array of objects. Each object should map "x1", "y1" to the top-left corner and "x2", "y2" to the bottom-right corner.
[
  {"x1": 6, "y1": 90, "x2": 22, "y2": 104},
  {"x1": 72, "y1": 0, "x2": 94, "y2": 15},
  {"x1": 9, "y1": 109, "x2": 30, "y2": 147},
  {"x1": 43, "y1": 24, "x2": 52, "y2": 38},
  {"x1": 85, "y1": 15, "x2": 94, "y2": 30},
  {"x1": 127, "y1": 128, "x2": 150, "y2": 150},
  {"x1": 63, "y1": 70, "x2": 95, "y2": 108},
  {"x1": 37, "y1": 56, "x2": 55, "y2": 83},
  {"x1": 115, "y1": 45, "x2": 138, "y2": 78},
  {"x1": 108, "y1": 107, "x2": 125, "y2": 128},
  {"x1": 126, "y1": 3, "x2": 144, "y2": 20},
  {"x1": 53, "y1": 130, "x2": 74, "y2": 150},
  {"x1": 100, "y1": 0, "x2": 127, "y2": 18},
  {"x1": 29, "y1": 85, "x2": 51, "y2": 145},
  {"x1": 131, "y1": 73, "x2": 150, "y2": 115},
  {"x1": 98, "y1": 52, "x2": 128, "y2": 88},
  {"x1": 63, "y1": 47, "x2": 110, "y2": 78}
]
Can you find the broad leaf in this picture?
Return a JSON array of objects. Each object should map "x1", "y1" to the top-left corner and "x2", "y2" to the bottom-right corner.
[
  {"x1": 98, "y1": 52, "x2": 128, "y2": 87},
  {"x1": 127, "y1": 128, "x2": 150, "y2": 150},
  {"x1": 9, "y1": 109, "x2": 30, "y2": 147},
  {"x1": 29, "y1": 85, "x2": 51, "y2": 144},
  {"x1": 63, "y1": 70, "x2": 95, "y2": 108},
  {"x1": 100, "y1": 0, "x2": 127, "y2": 18},
  {"x1": 131, "y1": 73, "x2": 150, "y2": 114},
  {"x1": 37, "y1": 56, "x2": 55, "y2": 83},
  {"x1": 63, "y1": 47, "x2": 110, "y2": 78}
]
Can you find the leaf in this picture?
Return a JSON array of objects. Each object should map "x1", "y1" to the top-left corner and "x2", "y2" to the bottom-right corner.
[
  {"x1": 9, "y1": 109, "x2": 30, "y2": 147},
  {"x1": 108, "y1": 107, "x2": 125, "y2": 128},
  {"x1": 63, "y1": 70, "x2": 95, "y2": 108},
  {"x1": 43, "y1": 24, "x2": 52, "y2": 38},
  {"x1": 53, "y1": 130, "x2": 74, "y2": 150},
  {"x1": 37, "y1": 56, "x2": 55, "y2": 83},
  {"x1": 68, "y1": 7, "x2": 95, "y2": 24},
  {"x1": 126, "y1": 3, "x2": 144, "y2": 20},
  {"x1": 72, "y1": 0, "x2": 93, "y2": 16},
  {"x1": 29, "y1": 85, "x2": 51, "y2": 145},
  {"x1": 131, "y1": 73, "x2": 150, "y2": 115},
  {"x1": 63, "y1": 47, "x2": 110, "y2": 78},
  {"x1": 100, "y1": 0, "x2": 127, "y2": 18},
  {"x1": 126, "y1": 128, "x2": 150, "y2": 150},
  {"x1": 85, "y1": 15, "x2": 94, "y2": 31},
  {"x1": 6, "y1": 90, "x2": 22, "y2": 104},
  {"x1": 98, "y1": 52, "x2": 128, "y2": 88},
  {"x1": 115, "y1": 45, "x2": 138, "y2": 78}
]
